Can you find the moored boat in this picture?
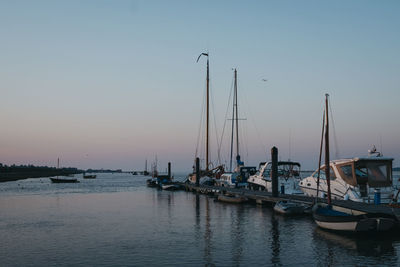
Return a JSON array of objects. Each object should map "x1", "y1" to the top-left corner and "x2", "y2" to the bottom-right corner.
[
  {"x1": 313, "y1": 204, "x2": 396, "y2": 232},
  {"x1": 273, "y1": 200, "x2": 305, "y2": 215},
  {"x1": 299, "y1": 156, "x2": 395, "y2": 204},
  {"x1": 83, "y1": 174, "x2": 96, "y2": 179},
  {"x1": 187, "y1": 53, "x2": 225, "y2": 185},
  {"x1": 50, "y1": 158, "x2": 79, "y2": 183},
  {"x1": 50, "y1": 177, "x2": 79, "y2": 183},
  {"x1": 247, "y1": 161, "x2": 302, "y2": 194},
  {"x1": 312, "y1": 94, "x2": 397, "y2": 232},
  {"x1": 217, "y1": 193, "x2": 248, "y2": 204}
]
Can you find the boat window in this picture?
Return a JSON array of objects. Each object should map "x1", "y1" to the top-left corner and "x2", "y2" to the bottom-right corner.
[
  {"x1": 338, "y1": 164, "x2": 356, "y2": 186},
  {"x1": 355, "y1": 161, "x2": 391, "y2": 187},
  {"x1": 263, "y1": 169, "x2": 271, "y2": 178},
  {"x1": 312, "y1": 167, "x2": 335, "y2": 180}
]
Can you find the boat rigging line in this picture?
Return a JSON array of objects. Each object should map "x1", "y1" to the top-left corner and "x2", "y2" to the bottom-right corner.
[{"x1": 328, "y1": 95, "x2": 340, "y2": 159}]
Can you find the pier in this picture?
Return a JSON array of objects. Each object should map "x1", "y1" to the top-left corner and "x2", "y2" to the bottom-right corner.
[{"x1": 183, "y1": 183, "x2": 400, "y2": 220}]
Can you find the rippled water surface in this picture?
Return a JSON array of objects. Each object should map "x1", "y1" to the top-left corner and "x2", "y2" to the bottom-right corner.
[{"x1": 1, "y1": 172, "x2": 400, "y2": 266}]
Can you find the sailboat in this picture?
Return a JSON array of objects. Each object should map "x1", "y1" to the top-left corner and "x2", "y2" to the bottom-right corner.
[
  {"x1": 50, "y1": 158, "x2": 79, "y2": 183},
  {"x1": 187, "y1": 53, "x2": 224, "y2": 185},
  {"x1": 143, "y1": 159, "x2": 149, "y2": 176},
  {"x1": 312, "y1": 94, "x2": 396, "y2": 232},
  {"x1": 215, "y1": 68, "x2": 256, "y2": 188}
]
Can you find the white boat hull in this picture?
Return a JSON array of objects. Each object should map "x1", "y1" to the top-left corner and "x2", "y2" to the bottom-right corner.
[{"x1": 315, "y1": 220, "x2": 357, "y2": 231}]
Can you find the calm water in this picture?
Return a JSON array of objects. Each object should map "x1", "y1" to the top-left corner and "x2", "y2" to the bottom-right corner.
[{"x1": 1, "y1": 172, "x2": 400, "y2": 266}]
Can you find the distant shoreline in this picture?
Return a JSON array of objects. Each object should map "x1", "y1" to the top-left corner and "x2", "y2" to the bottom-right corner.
[{"x1": 0, "y1": 170, "x2": 84, "y2": 183}]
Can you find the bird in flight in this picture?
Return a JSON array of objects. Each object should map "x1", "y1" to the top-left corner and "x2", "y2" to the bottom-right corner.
[{"x1": 262, "y1": 79, "x2": 268, "y2": 82}]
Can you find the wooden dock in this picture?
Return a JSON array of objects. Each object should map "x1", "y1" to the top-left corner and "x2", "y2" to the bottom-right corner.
[{"x1": 183, "y1": 183, "x2": 400, "y2": 220}]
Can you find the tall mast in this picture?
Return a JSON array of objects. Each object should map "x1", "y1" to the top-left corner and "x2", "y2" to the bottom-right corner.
[
  {"x1": 197, "y1": 53, "x2": 209, "y2": 171},
  {"x1": 229, "y1": 69, "x2": 235, "y2": 172},
  {"x1": 325, "y1": 94, "x2": 332, "y2": 206},
  {"x1": 57, "y1": 157, "x2": 59, "y2": 169},
  {"x1": 230, "y1": 68, "x2": 240, "y2": 172},
  {"x1": 206, "y1": 57, "x2": 209, "y2": 171},
  {"x1": 234, "y1": 69, "x2": 239, "y2": 164}
]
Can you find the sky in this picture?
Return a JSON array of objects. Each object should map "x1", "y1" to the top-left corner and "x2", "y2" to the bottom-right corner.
[{"x1": 0, "y1": 0, "x2": 399, "y2": 172}]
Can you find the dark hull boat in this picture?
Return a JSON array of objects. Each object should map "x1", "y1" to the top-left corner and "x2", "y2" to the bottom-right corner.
[
  {"x1": 161, "y1": 183, "x2": 182, "y2": 191},
  {"x1": 83, "y1": 175, "x2": 96, "y2": 179},
  {"x1": 313, "y1": 205, "x2": 396, "y2": 232},
  {"x1": 50, "y1": 177, "x2": 79, "y2": 183},
  {"x1": 146, "y1": 178, "x2": 158, "y2": 188}
]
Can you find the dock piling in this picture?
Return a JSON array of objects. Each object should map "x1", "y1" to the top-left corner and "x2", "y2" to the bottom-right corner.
[{"x1": 271, "y1": 147, "x2": 278, "y2": 197}]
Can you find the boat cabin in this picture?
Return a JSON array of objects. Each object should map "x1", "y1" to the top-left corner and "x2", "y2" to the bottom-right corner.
[
  {"x1": 312, "y1": 158, "x2": 393, "y2": 190},
  {"x1": 257, "y1": 161, "x2": 301, "y2": 180}
]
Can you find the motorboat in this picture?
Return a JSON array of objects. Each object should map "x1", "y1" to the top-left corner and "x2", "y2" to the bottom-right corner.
[
  {"x1": 215, "y1": 166, "x2": 257, "y2": 188},
  {"x1": 247, "y1": 161, "x2": 302, "y2": 194},
  {"x1": 83, "y1": 174, "x2": 96, "y2": 179},
  {"x1": 299, "y1": 156, "x2": 395, "y2": 204},
  {"x1": 187, "y1": 165, "x2": 224, "y2": 185},
  {"x1": 311, "y1": 94, "x2": 397, "y2": 232}
]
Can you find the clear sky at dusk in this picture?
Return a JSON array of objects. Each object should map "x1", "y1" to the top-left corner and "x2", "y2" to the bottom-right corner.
[{"x1": 1, "y1": 0, "x2": 399, "y2": 171}]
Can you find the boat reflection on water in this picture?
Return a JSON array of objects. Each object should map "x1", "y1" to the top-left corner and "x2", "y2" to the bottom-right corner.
[
  {"x1": 313, "y1": 228, "x2": 399, "y2": 262},
  {"x1": 194, "y1": 194, "x2": 214, "y2": 266}
]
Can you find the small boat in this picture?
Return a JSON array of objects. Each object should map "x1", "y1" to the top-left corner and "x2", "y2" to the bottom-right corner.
[
  {"x1": 50, "y1": 158, "x2": 79, "y2": 183},
  {"x1": 161, "y1": 183, "x2": 182, "y2": 191},
  {"x1": 313, "y1": 204, "x2": 396, "y2": 232},
  {"x1": 217, "y1": 193, "x2": 248, "y2": 204},
  {"x1": 83, "y1": 174, "x2": 96, "y2": 179},
  {"x1": 146, "y1": 178, "x2": 158, "y2": 188},
  {"x1": 312, "y1": 94, "x2": 396, "y2": 232},
  {"x1": 273, "y1": 200, "x2": 305, "y2": 215},
  {"x1": 50, "y1": 177, "x2": 79, "y2": 183}
]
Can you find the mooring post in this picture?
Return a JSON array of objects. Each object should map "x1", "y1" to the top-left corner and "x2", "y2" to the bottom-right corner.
[
  {"x1": 271, "y1": 147, "x2": 278, "y2": 197},
  {"x1": 168, "y1": 162, "x2": 171, "y2": 179},
  {"x1": 195, "y1": 157, "x2": 200, "y2": 187}
]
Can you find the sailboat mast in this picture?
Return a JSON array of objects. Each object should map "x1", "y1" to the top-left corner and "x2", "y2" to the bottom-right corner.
[
  {"x1": 57, "y1": 157, "x2": 59, "y2": 169},
  {"x1": 325, "y1": 94, "x2": 332, "y2": 206},
  {"x1": 197, "y1": 52, "x2": 210, "y2": 171},
  {"x1": 206, "y1": 57, "x2": 209, "y2": 171},
  {"x1": 229, "y1": 69, "x2": 235, "y2": 172},
  {"x1": 234, "y1": 69, "x2": 239, "y2": 163}
]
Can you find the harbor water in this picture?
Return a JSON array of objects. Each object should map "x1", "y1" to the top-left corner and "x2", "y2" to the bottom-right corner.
[{"x1": 1, "y1": 172, "x2": 400, "y2": 266}]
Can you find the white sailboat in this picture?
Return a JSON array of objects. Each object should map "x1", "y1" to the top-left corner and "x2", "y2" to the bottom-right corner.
[{"x1": 215, "y1": 68, "x2": 256, "y2": 188}]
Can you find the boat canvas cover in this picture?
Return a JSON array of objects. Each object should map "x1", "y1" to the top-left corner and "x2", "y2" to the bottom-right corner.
[
  {"x1": 337, "y1": 159, "x2": 392, "y2": 187},
  {"x1": 355, "y1": 159, "x2": 392, "y2": 187}
]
